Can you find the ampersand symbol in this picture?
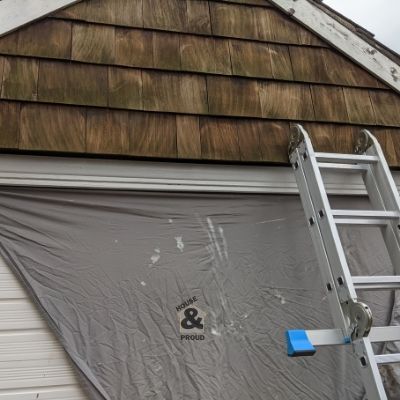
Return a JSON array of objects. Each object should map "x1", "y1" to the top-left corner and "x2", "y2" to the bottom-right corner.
[{"x1": 181, "y1": 308, "x2": 204, "y2": 330}]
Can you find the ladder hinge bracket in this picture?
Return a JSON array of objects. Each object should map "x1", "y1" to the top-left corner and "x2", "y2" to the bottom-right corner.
[{"x1": 348, "y1": 301, "x2": 373, "y2": 341}]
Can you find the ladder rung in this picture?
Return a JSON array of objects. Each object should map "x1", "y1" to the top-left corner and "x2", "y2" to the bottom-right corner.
[
  {"x1": 334, "y1": 218, "x2": 389, "y2": 227},
  {"x1": 375, "y1": 353, "x2": 400, "y2": 365},
  {"x1": 331, "y1": 210, "x2": 400, "y2": 219},
  {"x1": 303, "y1": 326, "x2": 400, "y2": 347},
  {"x1": 353, "y1": 276, "x2": 400, "y2": 290},
  {"x1": 314, "y1": 152, "x2": 379, "y2": 164},
  {"x1": 318, "y1": 162, "x2": 369, "y2": 171},
  {"x1": 370, "y1": 326, "x2": 400, "y2": 342}
]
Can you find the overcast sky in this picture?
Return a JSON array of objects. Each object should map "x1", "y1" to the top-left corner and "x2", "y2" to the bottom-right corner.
[{"x1": 324, "y1": 0, "x2": 400, "y2": 54}]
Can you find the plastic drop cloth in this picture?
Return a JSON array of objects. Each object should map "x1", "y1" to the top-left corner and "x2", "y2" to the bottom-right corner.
[{"x1": 0, "y1": 187, "x2": 399, "y2": 400}]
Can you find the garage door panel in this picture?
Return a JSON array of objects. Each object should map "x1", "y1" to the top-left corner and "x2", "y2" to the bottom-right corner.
[
  {"x1": 0, "y1": 386, "x2": 87, "y2": 400},
  {"x1": 0, "y1": 257, "x2": 87, "y2": 399}
]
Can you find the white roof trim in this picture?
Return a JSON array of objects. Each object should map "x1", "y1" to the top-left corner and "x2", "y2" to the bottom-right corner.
[
  {"x1": 268, "y1": 0, "x2": 400, "y2": 94},
  {"x1": 0, "y1": 0, "x2": 81, "y2": 37},
  {"x1": 0, "y1": 154, "x2": 400, "y2": 195}
]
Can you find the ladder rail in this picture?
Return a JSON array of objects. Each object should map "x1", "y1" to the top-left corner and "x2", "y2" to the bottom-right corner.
[
  {"x1": 291, "y1": 146, "x2": 349, "y2": 333},
  {"x1": 291, "y1": 126, "x2": 357, "y2": 306},
  {"x1": 361, "y1": 131, "x2": 400, "y2": 274}
]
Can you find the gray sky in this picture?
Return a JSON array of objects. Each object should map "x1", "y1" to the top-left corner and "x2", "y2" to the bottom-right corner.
[{"x1": 323, "y1": 0, "x2": 400, "y2": 54}]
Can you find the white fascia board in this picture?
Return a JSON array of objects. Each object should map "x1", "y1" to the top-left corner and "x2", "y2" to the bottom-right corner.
[
  {"x1": 0, "y1": 154, "x2": 399, "y2": 195},
  {"x1": 268, "y1": 0, "x2": 400, "y2": 94},
  {"x1": 0, "y1": 0, "x2": 81, "y2": 37}
]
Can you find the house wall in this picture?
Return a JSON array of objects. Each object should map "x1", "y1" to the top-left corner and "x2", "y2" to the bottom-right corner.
[{"x1": 0, "y1": 0, "x2": 399, "y2": 165}]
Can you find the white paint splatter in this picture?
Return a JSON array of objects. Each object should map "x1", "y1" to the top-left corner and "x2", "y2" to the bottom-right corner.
[
  {"x1": 274, "y1": 292, "x2": 286, "y2": 305},
  {"x1": 114, "y1": 239, "x2": 118, "y2": 243},
  {"x1": 175, "y1": 236, "x2": 184, "y2": 252},
  {"x1": 256, "y1": 218, "x2": 286, "y2": 225},
  {"x1": 218, "y1": 226, "x2": 229, "y2": 260},
  {"x1": 207, "y1": 217, "x2": 223, "y2": 259},
  {"x1": 168, "y1": 219, "x2": 173, "y2": 223},
  {"x1": 211, "y1": 328, "x2": 221, "y2": 336},
  {"x1": 140, "y1": 281, "x2": 146, "y2": 286},
  {"x1": 150, "y1": 248, "x2": 161, "y2": 264}
]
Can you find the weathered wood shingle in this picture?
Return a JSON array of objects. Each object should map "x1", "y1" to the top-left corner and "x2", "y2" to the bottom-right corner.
[
  {"x1": 20, "y1": 104, "x2": 86, "y2": 152},
  {"x1": 0, "y1": 0, "x2": 400, "y2": 165}
]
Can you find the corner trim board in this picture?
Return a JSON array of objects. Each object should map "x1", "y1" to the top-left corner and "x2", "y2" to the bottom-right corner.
[
  {"x1": 267, "y1": 0, "x2": 400, "y2": 94},
  {"x1": 0, "y1": 0, "x2": 81, "y2": 37}
]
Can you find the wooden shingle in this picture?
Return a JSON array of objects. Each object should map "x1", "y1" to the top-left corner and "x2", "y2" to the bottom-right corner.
[
  {"x1": 236, "y1": 120, "x2": 263, "y2": 161},
  {"x1": 0, "y1": 30, "x2": 18, "y2": 54},
  {"x1": 38, "y1": 61, "x2": 108, "y2": 107},
  {"x1": 229, "y1": 40, "x2": 272, "y2": 78},
  {"x1": 1, "y1": 57, "x2": 39, "y2": 101},
  {"x1": 323, "y1": 49, "x2": 381, "y2": 89},
  {"x1": 54, "y1": 1, "x2": 88, "y2": 20},
  {"x1": 17, "y1": 19, "x2": 72, "y2": 59},
  {"x1": 83, "y1": 0, "x2": 115, "y2": 24},
  {"x1": 20, "y1": 104, "x2": 85, "y2": 152},
  {"x1": 210, "y1": 2, "x2": 259, "y2": 40},
  {"x1": 72, "y1": 23, "x2": 115, "y2": 64},
  {"x1": 129, "y1": 112, "x2": 177, "y2": 157},
  {"x1": 290, "y1": 47, "x2": 330, "y2": 83},
  {"x1": 207, "y1": 76, "x2": 262, "y2": 117},
  {"x1": 200, "y1": 117, "x2": 240, "y2": 160},
  {"x1": 343, "y1": 88, "x2": 376, "y2": 125},
  {"x1": 259, "y1": 121, "x2": 289, "y2": 162},
  {"x1": 311, "y1": 85, "x2": 349, "y2": 122},
  {"x1": 181, "y1": 36, "x2": 231, "y2": 75},
  {"x1": 305, "y1": 123, "x2": 358, "y2": 154},
  {"x1": 186, "y1": 0, "x2": 212, "y2": 34},
  {"x1": 258, "y1": 8, "x2": 299, "y2": 44},
  {"x1": 56, "y1": 0, "x2": 143, "y2": 26},
  {"x1": 113, "y1": 0, "x2": 143, "y2": 27},
  {"x1": 0, "y1": 101, "x2": 20, "y2": 148},
  {"x1": 142, "y1": 71, "x2": 208, "y2": 114},
  {"x1": 153, "y1": 32, "x2": 181, "y2": 70},
  {"x1": 383, "y1": 129, "x2": 400, "y2": 166},
  {"x1": 86, "y1": 109, "x2": 129, "y2": 154},
  {"x1": 177, "y1": 115, "x2": 201, "y2": 159},
  {"x1": 115, "y1": 29, "x2": 153, "y2": 68},
  {"x1": 269, "y1": 44, "x2": 293, "y2": 80},
  {"x1": 260, "y1": 82, "x2": 314, "y2": 120},
  {"x1": 108, "y1": 67, "x2": 143, "y2": 110},
  {"x1": 369, "y1": 90, "x2": 400, "y2": 126},
  {"x1": 144, "y1": 0, "x2": 187, "y2": 32},
  {"x1": 0, "y1": 56, "x2": 3, "y2": 84}
]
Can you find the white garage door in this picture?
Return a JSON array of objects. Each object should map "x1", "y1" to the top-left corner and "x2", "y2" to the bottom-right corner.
[{"x1": 0, "y1": 256, "x2": 87, "y2": 400}]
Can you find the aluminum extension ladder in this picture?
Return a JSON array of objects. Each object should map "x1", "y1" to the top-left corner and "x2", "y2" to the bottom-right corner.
[{"x1": 286, "y1": 124, "x2": 400, "y2": 399}]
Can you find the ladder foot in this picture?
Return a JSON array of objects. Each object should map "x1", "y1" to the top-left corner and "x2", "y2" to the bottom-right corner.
[{"x1": 286, "y1": 330, "x2": 316, "y2": 357}]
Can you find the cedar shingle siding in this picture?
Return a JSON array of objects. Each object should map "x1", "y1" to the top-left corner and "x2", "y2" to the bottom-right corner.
[{"x1": 0, "y1": 0, "x2": 399, "y2": 165}]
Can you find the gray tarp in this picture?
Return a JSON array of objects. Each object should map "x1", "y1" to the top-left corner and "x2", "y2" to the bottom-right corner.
[{"x1": 0, "y1": 187, "x2": 398, "y2": 399}]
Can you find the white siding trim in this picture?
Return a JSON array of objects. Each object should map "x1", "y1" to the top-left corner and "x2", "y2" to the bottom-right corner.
[
  {"x1": 0, "y1": 0, "x2": 81, "y2": 37},
  {"x1": 268, "y1": 0, "x2": 400, "y2": 93},
  {"x1": 0, "y1": 154, "x2": 399, "y2": 195}
]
